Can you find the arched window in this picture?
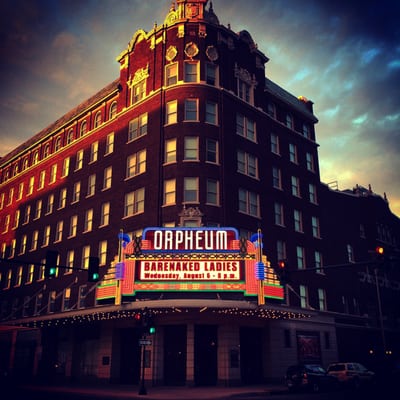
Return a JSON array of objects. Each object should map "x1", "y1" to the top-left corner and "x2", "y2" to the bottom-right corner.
[
  {"x1": 43, "y1": 143, "x2": 51, "y2": 158},
  {"x1": 22, "y1": 158, "x2": 29, "y2": 171},
  {"x1": 13, "y1": 163, "x2": 19, "y2": 176},
  {"x1": 80, "y1": 121, "x2": 87, "y2": 137},
  {"x1": 94, "y1": 111, "x2": 102, "y2": 128},
  {"x1": 55, "y1": 136, "x2": 62, "y2": 151},
  {"x1": 109, "y1": 101, "x2": 117, "y2": 120},
  {"x1": 33, "y1": 151, "x2": 39, "y2": 165},
  {"x1": 67, "y1": 129, "x2": 74, "y2": 145}
]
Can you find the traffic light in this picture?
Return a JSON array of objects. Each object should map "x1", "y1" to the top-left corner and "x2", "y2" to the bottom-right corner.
[
  {"x1": 147, "y1": 314, "x2": 156, "y2": 335},
  {"x1": 375, "y1": 246, "x2": 384, "y2": 260},
  {"x1": 88, "y1": 256, "x2": 100, "y2": 282},
  {"x1": 45, "y1": 250, "x2": 58, "y2": 278},
  {"x1": 275, "y1": 259, "x2": 290, "y2": 285}
]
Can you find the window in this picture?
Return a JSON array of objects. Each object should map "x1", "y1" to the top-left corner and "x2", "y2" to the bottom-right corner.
[
  {"x1": 238, "y1": 188, "x2": 260, "y2": 217},
  {"x1": 100, "y1": 202, "x2": 110, "y2": 226},
  {"x1": 237, "y1": 151, "x2": 258, "y2": 178},
  {"x1": 291, "y1": 176, "x2": 301, "y2": 197},
  {"x1": 17, "y1": 183, "x2": 24, "y2": 201},
  {"x1": 165, "y1": 138, "x2": 177, "y2": 163},
  {"x1": 65, "y1": 250, "x2": 74, "y2": 274},
  {"x1": 205, "y1": 101, "x2": 217, "y2": 124},
  {"x1": 84, "y1": 209, "x2": 93, "y2": 232},
  {"x1": 184, "y1": 61, "x2": 198, "y2": 82},
  {"x1": 126, "y1": 149, "x2": 146, "y2": 178},
  {"x1": 124, "y1": 188, "x2": 145, "y2": 217},
  {"x1": 22, "y1": 157, "x2": 29, "y2": 170},
  {"x1": 94, "y1": 111, "x2": 102, "y2": 128},
  {"x1": 294, "y1": 210, "x2": 303, "y2": 232},
  {"x1": 90, "y1": 141, "x2": 98, "y2": 163},
  {"x1": 347, "y1": 244, "x2": 355, "y2": 262},
  {"x1": 205, "y1": 63, "x2": 217, "y2": 85},
  {"x1": 0, "y1": 193, "x2": 4, "y2": 209},
  {"x1": 27, "y1": 264, "x2": 35, "y2": 284},
  {"x1": 302, "y1": 123, "x2": 310, "y2": 139},
  {"x1": 10, "y1": 239, "x2": 16, "y2": 258},
  {"x1": 103, "y1": 167, "x2": 112, "y2": 190},
  {"x1": 15, "y1": 266, "x2": 23, "y2": 286},
  {"x1": 43, "y1": 143, "x2": 50, "y2": 158},
  {"x1": 206, "y1": 179, "x2": 219, "y2": 205},
  {"x1": 270, "y1": 133, "x2": 280, "y2": 154},
  {"x1": 109, "y1": 102, "x2": 117, "y2": 119},
  {"x1": 33, "y1": 151, "x2": 39, "y2": 165},
  {"x1": 306, "y1": 153, "x2": 315, "y2": 172},
  {"x1": 309, "y1": 184, "x2": 317, "y2": 204},
  {"x1": 184, "y1": 137, "x2": 198, "y2": 161},
  {"x1": 166, "y1": 100, "x2": 178, "y2": 124},
  {"x1": 132, "y1": 80, "x2": 146, "y2": 104},
  {"x1": 23, "y1": 205, "x2": 31, "y2": 224},
  {"x1": 183, "y1": 178, "x2": 199, "y2": 203},
  {"x1": 31, "y1": 231, "x2": 39, "y2": 251},
  {"x1": 69, "y1": 215, "x2": 78, "y2": 237},
  {"x1": 42, "y1": 225, "x2": 51, "y2": 247},
  {"x1": 3, "y1": 215, "x2": 10, "y2": 233},
  {"x1": 75, "y1": 150, "x2": 84, "y2": 170},
  {"x1": 272, "y1": 167, "x2": 282, "y2": 189},
  {"x1": 49, "y1": 164, "x2": 57, "y2": 183},
  {"x1": 46, "y1": 194, "x2": 54, "y2": 214},
  {"x1": 206, "y1": 139, "x2": 218, "y2": 163},
  {"x1": 312, "y1": 216, "x2": 321, "y2": 238},
  {"x1": 296, "y1": 246, "x2": 305, "y2": 269},
  {"x1": 63, "y1": 288, "x2": 71, "y2": 311},
  {"x1": 99, "y1": 240, "x2": 107, "y2": 265},
  {"x1": 48, "y1": 291, "x2": 56, "y2": 313},
  {"x1": 55, "y1": 221, "x2": 63, "y2": 242},
  {"x1": 274, "y1": 203, "x2": 284, "y2": 226},
  {"x1": 38, "y1": 171, "x2": 46, "y2": 189},
  {"x1": 34, "y1": 293, "x2": 43, "y2": 315},
  {"x1": 165, "y1": 63, "x2": 178, "y2": 86},
  {"x1": 19, "y1": 235, "x2": 27, "y2": 254},
  {"x1": 6, "y1": 269, "x2": 12, "y2": 289},
  {"x1": 105, "y1": 133, "x2": 114, "y2": 155},
  {"x1": 34, "y1": 200, "x2": 42, "y2": 220},
  {"x1": 72, "y1": 181, "x2": 81, "y2": 203},
  {"x1": 13, "y1": 210, "x2": 20, "y2": 229},
  {"x1": 79, "y1": 121, "x2": 87, "y2": 137},
  {"x1": 318, "y1": 288, "x2": 327, "y2": 311},
  {"x1": 289, "y1": 143, "x2": 298, "y2": 163},
  {"x1": 62, "y1": 157, "x2": 70, "y2": 177},
  {"x1": 66, "y1": 129, "x2": 74, "y2": 144},
  {"x1": 299, "y1": 285, "x2": 308, "y2": 308},
  {"x1": 28, "y1": 176, "x2": 34, "y2": 195},
  {"x1": 87, "y1": 174, "x2": 96, "y2": 197},
  {"x1": 78, "y1": 285, "x2": 87, "y2": 309},
  {"x1": 237, "y1": 79, "x2": 251, "y2": 102},
  {"x1": 315, "y1": 251, "x2": 323, "y2": 273},
  {"x1": 236, "y1": 114, "x2": 256, "y2": 141},
  {"x1": 267, "y1": 102, "x2": 276, "y2": 118},
  {"x1": 128, "y1": 113, "x2": 148, "y2": 141},
  {"x1": 184, "y1": 99, "x2": 198, "y2": 121},
  {"x1": 285, "y1": 113, "x2": 293, "y2": 129},
  {"x1": 277, "y1": 240, "x2": 287, "y2": 261},
  {"x1": 163, "y1": 179, "x2": 176, "y2": 206},
  {"x1": 59, "y1": 188, "x2": 67, "y2": 209}
]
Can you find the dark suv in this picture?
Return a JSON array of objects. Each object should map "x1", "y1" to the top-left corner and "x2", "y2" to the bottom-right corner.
[{"x1": 285, "y1": 364, "x2": 338, "y2": 393}]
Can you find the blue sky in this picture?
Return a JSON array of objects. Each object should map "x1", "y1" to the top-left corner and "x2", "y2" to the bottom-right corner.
[{"x1": 1, "y1": 0, "x2": 399, "y2": 216}]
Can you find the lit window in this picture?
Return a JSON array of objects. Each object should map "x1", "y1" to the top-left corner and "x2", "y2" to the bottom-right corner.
[
  {"x1": 84, "y1": 209, "x2": 93, "y2": 232},
  {"x1": 27, "y1": 264, "x2": 35, "y2": 284},
  {"x1": 55, "y1": 137, "x2": 62, "y2": 151},
  {"x1": 28, "y1": 176, "x2": 34, "y2": 195},
  {"x1": 46, "y1": 194, "x2": 54, "y2": 214},
  {"x1": 80, "y1": 121, "x2": 87, "y2": 137},
  {"x1": 50, "y1": 164, "x2": 57, "y2": 183},
  {"x1": 100, "y1": 202, "x2": 110, "y2": 226},
  {"x1": 72, "y1": 181, "x2": 81, "y2": 203},
  {"x1": 75, "y1": 150, "x2": 84, "y2": 170},
  {"x1": 33, "y1": 151, "x2": 39, "y2": 165},
  {"x1": 165, "y1": 63, "x2": 178, "y2": 86},
  {"x1": 69, "y1": 215, "x2": 78, "y2": 237},
  {"x1": 19, "y1": 235, "x2": 27, "y2": 254},
  {"x1": 42, "y1": 225, "x2": 51, "y2": 247},
  {"x1": 109, "y1": 102, "x2": 117, "y2": 119},
  {"x1": 66, "y1": 250, "x2": 74, "y2": 274},
  {"x1": 43, "y1": 143, "x2": 51, "y2": 158},
  {"x1": 63, "y1": 288, "x2": 71, "y2": 311},
  {"x1": 132, "y1": 80, "x2": 146, "y2": 104},
  {"x1": 184, "y1": 137, "x2": 199, "y2": 161},
  {"x1": 165, "y1": 138, "x2": 177, "y2": 163},
  {"x1": 34, "y1": 200, "x2": 42, "y2": 220},
  {"x1": 183, "y1": 178, "x2": 199, "y2": 203},
  {"x1": 128, "y1": 113, "x2": 148, "y2": 141},
  {"x1": 12, "y1": 209, "x2": 20, "y2": 229},
  {"x1": 31, "y1": 231, "x2": 39, "y2": 251},
  {"x1": 59, "y1": 188, "x2": 67, "y2": 209},
  {"x1": 206, "y1": 179, "x2": 219, "y2": 205},
  {"x1": 66, "y1": 129, "x2": 74, "y2": 144},
  {"x1": 103, "y1": 167, "x2": 112, "y2": 190},
  {"x1": 90, "y1": 141, "x2": 98, "y2": 163},
  {"x1": 38, "y1": 171, "x2": 46, "y2": 189},
  {"x1": 105, "y1": 133, "x2": 114, "y2": 155},
  {"x1": 99, "y1": 240, "x2": 107, "y2": 265},
  {"x1": 55, "y1": 221, "x2": 63, "y2": 242},
  {"x1": 166, "y1": 100, "x2": 178, "y2": 124},
  {"x1": 94, "y1": 111, "x2": 102, "y2": 128},
  {"x1": 238, "y1": 188, "x2": 260, "y2": 217},
  {"x1": 23, "y1": 205, "x2": 31, "y2": 224},
  {"x1": 87, "y1": 174, "x2": 96, "y2": 197},
  {"x1": 62, "y1": 157, "x2": 70, "y2": 177},
  {"x1": 82, "y1": 246, "x2": 90, "y2": 270},
  {"x1": 126, "y1": 149, "x2": 146, "y2": 178},
  {"x1": 124, "y1": 188, "x2": 145, "y2": 217},
  {"x1": 163, "y1": 179, "x2": 176, "y2": 205}
]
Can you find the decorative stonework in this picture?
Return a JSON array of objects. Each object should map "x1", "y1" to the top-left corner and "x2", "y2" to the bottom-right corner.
[
  {"x1": 184, "y1": 42, "x2": 199, "y2": 59},
  {"x1": 206, "y1": 45, "x2": 218, "y2": 61},
  {"x1": 127, "y1": 64, "x2": 149, "y2": 87},
  {"x1": 166, "y1": 45, "x2": 178, "y2": 62}
]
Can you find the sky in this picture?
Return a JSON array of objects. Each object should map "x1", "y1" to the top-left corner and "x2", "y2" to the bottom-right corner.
[{"x1": 0, "y1": 0, "x2": 399, "y2": 217}]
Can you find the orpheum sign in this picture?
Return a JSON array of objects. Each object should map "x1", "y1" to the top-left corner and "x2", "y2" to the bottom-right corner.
[{"x1": 95, "y1": 227, "x2": 284, "y2": 301}]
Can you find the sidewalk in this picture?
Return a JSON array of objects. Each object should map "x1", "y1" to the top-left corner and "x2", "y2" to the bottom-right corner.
[{"x1": 17, "y1": 382, "x2": 287, "y2": 399}]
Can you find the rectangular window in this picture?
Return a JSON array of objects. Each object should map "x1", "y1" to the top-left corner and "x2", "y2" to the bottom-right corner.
[
  {"x1": 296, "y1": 246, "x2": 305, "y2": 269},
  {"x1": 315, "y1": 251, "x2": 323, "y2": 273},
  {"x1": 0, "y1": 193, "x2": 4, "y2": 209},
  {"x1": 15, "y1": 266, "x2": 23, "y2": 286},
  {"x1": 237, "y1": 79, "x2": 250, "y2": 102},
  {"x1": 286, "y1": 113, "x2": 293, "y2": 129},
  {"x1": 13, "y1": 210, "x2": 20, "y2": 229},
  {"x1": 128, "y1": 113, "x2": 148, "y2": 141},
  {"x1": 42, "y1": 225, "x2": 51, "y2": 247},
  {"x1": 38, "y1": 171, "x2": 46, "y2": 190},
  {"x1": 126, "y1": 149, "x2": 146, "y2": 178},
  {"x1": 31, "y1": 231, "x2": 39, "y2": 251},
  {"x1": 277, "y1": 240, "x2": 287, "y2": 261},
  {"x1": 300, "y1": 285, "x2": 308, "y2": 308},
  {"x1": 63, "y1": 288, "x2": 71, "y2": 311},
  {"x1": 99, "y1": 240, "x2": 107, "y2": 265},
  {"x1": 82, "y1": 245, "x2": 90, "y2": 270},
  {"x1": 34, "y1": 200, "x2": 42, "y2": 220},
  {"x1": 164, "y1": 138, "x2": 177, "y2": 163},
  {"x1": 312, "y1": 216, "x2": 320, "y2": 238},
  {"x1": 291, "y1": 176, "x2": 301, "y2": 197},
  {"x1": 90, "y1": 141, "x2": 98, "y2": 163},
  {"x1": 236, "y1": 114, "x2": 256, "y2": 141},
  {"x1": 28, "y1": 176, "x2": 35, "y2": 195},
  {"x1": 34, "y1": 294, "x2": 43, "y2": 315},
  {"x1": 289, "y1": 143, "x2": 298, "y2": 163},
  {"x1": 205, "y1": 101, "x2": 217, "y2": 124},
  {"x1": 100, "y1": 202, "x2": 110, "y2": 226},
  {"x1": 87, "y1": 174, "x2": 96, "y2": 197},
  {"x1": 84, "y1": 209, "x2": 93, "y2": 232},
  {"x1": 66, "y1": 250, "x2": 74, "y2": 274},
  {"x1": 19, "y1": 235, "x2": 27, "y2": 255},
  {"x1": 205, "y1": 63, "x2": 217, "y2": 85},
  {"x1": 303, "y1": 123, "x2": 310, "y2": 139},
  {"x1": 184, "y1": 99, "x2": 198, "y2": 121},
  {"x1": 347, "y1": 244, "x2": 355, "y2": 262},
  {"x1": 23, "y1": 205, "x2": 31, "y2": 224},
  {"x1": 50, "y1": 164, "x2": 57, "y2": 183},
  {"x1": 306, "y1": 153, "x2": 315, "y2": 172},
  {"x1": 206, "y1": 179, "x2": 219, "y2": 205},
  {"x1": 165, "y1": 63, "x2": 178, "y2": 86},
  {"x1": 17, "y1": 182, "x2": 24, "y2": 200},
  {"x1": 7, "y1": 188, "x2": 14, "y2": 206},
  {"x1": 124, "y1": 188, "x2": 145, "y2": 217},
  {"x1": 237, "y1": 150, "x2": 258, "y2": 178},
  {"x1": 318, "y1": 288, "x2": 327, "y2": 311},
  {"x1": 132, "y1": 80, "x2": 146, "y2": 104},
  {"x1": 238, "y1": 188, "x2": 260, "y2": 217},
  {"x1": 184, "y1": 61, "x2": 198, "y2": 82},
  {"x1": 59, "y1": 188, "x2": 67, "y2": 209},
  {"x1": 48, "y1": 291, "x2": 56, "y2": 313},
  {"x1": 163, "y1": 179, "x2": 176, "y2": 206},
  {"x1": 46, "y1": 194, "x2": 54, "y2": 214},
  {"x1": 75, "y1": 150, "x2": 84, "y2": 170},
  {"x1": 105, "y1": 133, "x2": 114, "y2": 155},
  {"x1": 72, "y1": 181, "x2": 81, "y2": 203},
  {"x1": 103, "y1": 167, "x2": 112, "y2": 190},
  {"x1": 183, "y1": 178, "x2": 199, "y2": 203},
  {"x1": 78, "y1": 285, "x2": 87, "y2": 309},
  {"x1": 294, "y1": 210, "x2": 303, "y2": 232},
  {"x1": 309, "y1": 184, "x2": 317, "y2": 204},
  {"x1": 62, "y1": 157, "x2": 70, "y2": 177},
  {"x1": 69, "y1": 215, "x2": 78, "y2": 237},
  {"x1": 272, "y1": 167, "x2": 282, "y2": 189},
  {"x1": 55, "y1": 221, "x2": 63, "y2": 242},
  {"x1": 267, "y1": 103, "x2": 276, "y2": 118},
  {"x1": 274, "y1": 203, "x2": 284, "y2": 226},
  {"x1": 184, "y1": 137, "x2": 199, "y2": 161},
  {"x1": 3, "y1": 215, "x2": 10, "y2": 233},
  {"x1": 166, "y1": 100, "x2": 178, "y2": 124},
  {"x1": 27, "y1": 264, "x2": 35, "y2": 284},
  {"x1": 206, "y1": 139, "x2": 218, "y2": 163}
]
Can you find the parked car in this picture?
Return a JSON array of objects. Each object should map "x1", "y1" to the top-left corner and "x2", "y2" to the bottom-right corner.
[
  {"x1": 327, "y1": 362, "x2": 375, "y2": 388},
  {"x1": 285, "y1": 364, "x2": 338, "y2": 393}
]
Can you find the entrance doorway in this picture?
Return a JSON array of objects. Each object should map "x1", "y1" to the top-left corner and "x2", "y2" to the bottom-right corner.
[
  {"x1": 240, "y1": 327, "x2": 263, "y2": 384},
  {"x1": 164, "y1": 325, "x2": 187, "y2": 385},
  {"x1": 194, "y1": 325, "x2": 218, "y2": 386},
  {"x1": 119, "y1": 328, "x2": 141, "y2": 384}
]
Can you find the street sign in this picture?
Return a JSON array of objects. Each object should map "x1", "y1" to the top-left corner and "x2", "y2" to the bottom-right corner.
[{"x1": 139, "y1": 339, "x2": 152, "y2": 346}]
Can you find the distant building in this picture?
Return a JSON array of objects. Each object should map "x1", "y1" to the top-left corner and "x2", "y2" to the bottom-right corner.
[{"x1": 0, "y1": 0, "x2": 399, "y2": 386}]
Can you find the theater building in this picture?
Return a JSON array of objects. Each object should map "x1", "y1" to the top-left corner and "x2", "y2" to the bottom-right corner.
[{"x1": 0, "y1": 0, "x2": 399, "y2": 387}]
